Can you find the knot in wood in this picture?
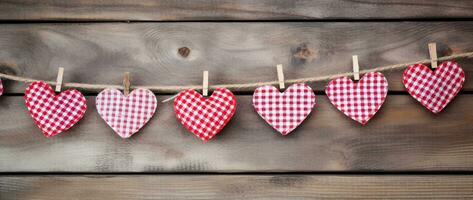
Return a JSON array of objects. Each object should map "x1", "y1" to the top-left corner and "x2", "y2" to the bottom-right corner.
[
  {"x1": 293, "y1": 46, "x2": 317, "y2": 61},
  {"x1": 178, "y1": 47, "x2": 191, "y2": 58}
]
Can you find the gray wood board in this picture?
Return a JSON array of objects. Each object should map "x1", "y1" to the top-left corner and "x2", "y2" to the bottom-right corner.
[
  {"x1": 0, "y1": 22, "x2": 472, "y2": 93},
  {"x1": 1, "y1": 175, "x2": 472, "y2": 199},
  {"x1": 0, "y1": 95, "x2": 471, "y2": 172},
  {"x1": 0, "y1": 0, "x2": 472, "y2": 21}
]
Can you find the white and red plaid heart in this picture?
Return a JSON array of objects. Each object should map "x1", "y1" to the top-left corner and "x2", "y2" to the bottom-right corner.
[
  {"x1": 174, "y1": 88, "x2": 236, "y2": 141},
  {"x1": 253, "y1": 83, "x2": 316, "y2": 135},
  {"x1": 96, "y1": 88, "x2": 157, "y2": 138},
  {"x1": 325, "y1": 72, "x2": 388, "y2": 124},
  {"x1": 403, "y1": 61, "x2": 465, "y2": 113},
  {"x1": 24, "y1": 81, "x2": 87, "y2": 137}
]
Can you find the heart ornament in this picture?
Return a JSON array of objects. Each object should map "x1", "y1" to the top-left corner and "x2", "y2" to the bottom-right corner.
[
  {"x1": 96, "y1": 88, "x2": 157, "y2": 138},
  {"x1": 174, "y1": 88, "x2": 236, "y2": 141},
  {"x1": 253, "y1": 83, "x2": 316, "y2": 135},
  {"x1": 24, "y1": 81, "x2": 87, "y2": 137},
  {"x1": 325, "y1": 72, "x2": 388, "y2": 124},
  {"x1": 0, "y1": 78, "x2": 3, "y2": 96},
  {"x1": 403, "y1": 61, "x2": 465, "y2": 113}
]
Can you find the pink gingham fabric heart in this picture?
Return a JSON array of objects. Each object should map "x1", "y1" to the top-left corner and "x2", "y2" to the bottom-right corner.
[
  {"x1": 252, "y1": 83, "x2": 316, "y2": 135},
  {"x1": 24, "y1": 81, "x2": 87, "y2": 137},
  {"x1": 96, "y1": 88, "x2": 157, "y2": 138},
  {"x1": 174, "y1": 88, "x2": 236, "y2": 141},
  {"x1": 403, "y1": 61, "x2": 465, "y2": 113},
  {"x1": 0, "y1": 78, "x2": 3, "y2": 96},
  {"x1": 325, "y1": 72, "x2": 388, "y2": 124}
]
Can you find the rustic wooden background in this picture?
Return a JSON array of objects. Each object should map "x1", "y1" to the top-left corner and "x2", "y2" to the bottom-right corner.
[{"x1": 0, "y1": 1, "x2": 472, "y2": 199}]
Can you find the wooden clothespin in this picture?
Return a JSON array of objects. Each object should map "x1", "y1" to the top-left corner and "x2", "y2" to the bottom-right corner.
[
  {"x1": 428, "y1": 43, "x2": 438, "y2": 69},
  {"x1": 55, "y1": 67, "x2": 64, "y2": 92},
  {"x1": 276, "y1": 64, "x2": 285, "y2": 89},
  {"x1": 123, "y1": 72, "x2": 131, "y2": 96},
  {"x1": 202, "y1": 71, "x2": 208, "y2": 97},
  {"x1": 352, "y1": 55, "x2": 360, "y2": 81}
]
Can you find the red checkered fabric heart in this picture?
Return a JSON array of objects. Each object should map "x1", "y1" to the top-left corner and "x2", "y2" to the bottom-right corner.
[
  {"x1": 403, "y1": 61, "x2": 465, "y2": 113},
  {"x1": 174, "y1": 88, "x2": 236, "y2": 141},
  {"x1": 24, "y1": 81, "x2": 87, "y2": 137},
  {"x1": 325, "y1": 72, "x2": 388, "y2": 124},
  {"x1": 253, "y1": 83, "x2": 316, "y2": 135},
  {"x1": 96, "y1": 88, "x2": 157, "y2": 138},
  {"x1": 0, "y1": 78, "x2": 3, "y2": 96}
]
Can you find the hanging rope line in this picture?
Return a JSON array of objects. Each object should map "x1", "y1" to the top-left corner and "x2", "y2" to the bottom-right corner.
[{"x1": 0, "y1": 52, "x2": 472, "y2": 92}]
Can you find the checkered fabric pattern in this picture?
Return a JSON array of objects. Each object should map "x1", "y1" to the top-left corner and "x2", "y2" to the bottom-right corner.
[
  {"x1": 96, "y1": 88, "x2": 157, "y2": 138},
  {"x1": 403, "y1": 61, "x2": 465, "y2": 113},
  {"x1": 252, "y1": 83, "x2": 316, "y2": 135},
  {"x1": 0, "y1": 78, "x2": 3, "y2": 96},
  {"x1": 174, "y1": 88, "x2": 236, "y2": 141},
  {"x1": 24, "y1": 81, "x2": 87, "y2": 137},
  {"x1": 325, "y1": 72, "x2": 388, "y2": 124}
]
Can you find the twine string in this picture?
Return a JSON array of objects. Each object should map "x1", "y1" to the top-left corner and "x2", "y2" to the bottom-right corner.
[{"x1": 0, "y1": 52, "x2": 472, "y2": 93}]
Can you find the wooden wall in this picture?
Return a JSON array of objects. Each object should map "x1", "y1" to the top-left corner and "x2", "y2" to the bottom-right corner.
[{"x1": 0, "y1": 1, "x2": 472, "y2": 199}]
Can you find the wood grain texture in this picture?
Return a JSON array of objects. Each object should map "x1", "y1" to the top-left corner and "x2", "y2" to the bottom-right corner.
[
  {"x1": 1, "y1": 2, "x2": 472, "y2": 198},
  {"x1": 0, "y1": 0, "x2": 473, "y2": 21},
  {"x1": 1, "y1": 175, "x2": 472, "y2": 199},
  {"x1": 0, "y1": 22, "x2": 472, "y2": 93},
  {"x1": 0, "y1": 95, "x2": 472, "y2": 172}
]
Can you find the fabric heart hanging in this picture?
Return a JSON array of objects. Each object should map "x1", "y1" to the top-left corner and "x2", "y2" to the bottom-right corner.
[
  {"x1": 0, "y1": 78, "x2": 3, "y2": 96},
  {"x1": 174, "y1": 88, "x2": 236, "y2": 141},
  {"x1": 325, "y1": 72, "x2": 388, "y2": 124},
  {"x1": 96, "y1": 88, "x2": 157, "y2": 138},
  {"x1": 253, "y1": 83, "x2": 316, "y2": 135},
  {"x1": 24, "y1": 81, "x2": 87, "y2": 137},
  {"x1": 403, "y1": 61, "x2": 465, "y2": 113}
]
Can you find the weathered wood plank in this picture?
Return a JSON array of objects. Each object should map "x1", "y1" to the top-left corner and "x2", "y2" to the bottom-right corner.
[
  {"x1": 0, "y1": 22, "x2": 472, "y2": 93},
  {"x1": 1, "y1": 175, "x2": 472, "y2": 199},
  {"x1": 0, "y1": 0, "x2": 473, "y2": 21},
  {"x1": 0, "y1": 95, "x2": 471, "y2": 172}
]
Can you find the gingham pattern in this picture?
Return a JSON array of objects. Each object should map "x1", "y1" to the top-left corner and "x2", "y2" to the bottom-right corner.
[
  {"x1": 96, "y1": 88, "x2": 157, "y2": 138},
  {"x1": 252, "y1": 83, "x2": 316, "y2": 135},
  {"x1": 24, "y1": 81, "x2": 87, "y2": 137},
  {"x1": 403, "y1": 61, "x2": 465, "y2": 113},
  {"x1": 0, "y1": 78, "x2": 3, "y2": 96},
  {"x1": 174, "y1": 88, "x2": 236, "y2": 141},
  {"x1": 325, "y1": 72, "x2": 388, "y2": 124}
]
